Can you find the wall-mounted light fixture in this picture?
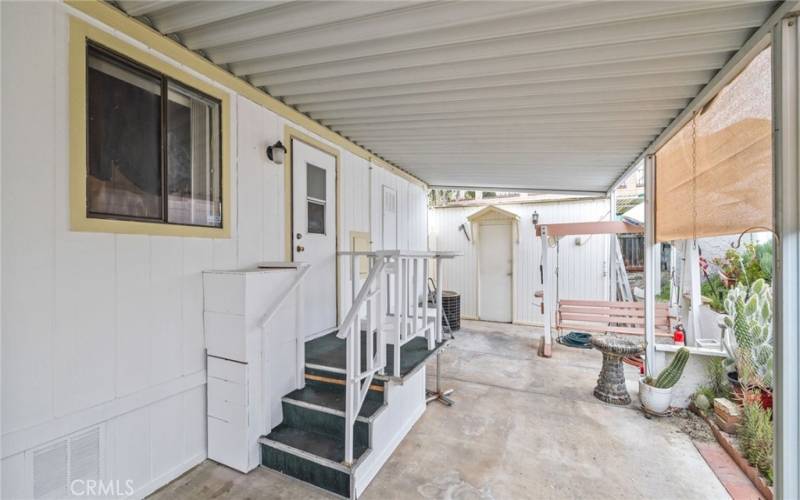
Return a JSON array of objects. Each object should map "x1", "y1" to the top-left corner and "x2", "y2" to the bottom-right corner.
[
  {"x1": 267, "y1": 140, "x2": 286, "y2": 164},
  {"x1": 532, "y1": 211, "x2": 539, "y2": 225}
]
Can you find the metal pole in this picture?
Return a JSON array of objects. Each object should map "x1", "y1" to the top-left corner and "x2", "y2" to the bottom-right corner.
[
  {"x1": 773, "y1": 18, "x2": 800, "y2": 499},
  {"x1": 608, "y1": 191, "x2": 618, "y2": 301},
  {"x1": 540, "y1": 225, "x2": 553, "y2": 355},
  {"x1": 644, "y1": 154, "x2": 657, "y2": 376},
  {"x1": 426, "y1": 353, "x2": 454, "y2": 406}
]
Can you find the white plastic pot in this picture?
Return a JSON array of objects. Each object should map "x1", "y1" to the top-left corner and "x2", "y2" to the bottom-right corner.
[{"x1": 639, "y1": 377, "x2": 673, "y2": 414}]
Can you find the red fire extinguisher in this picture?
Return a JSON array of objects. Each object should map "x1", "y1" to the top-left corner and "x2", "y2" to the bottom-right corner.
[{"x1": 673, "y1": 324, "x2": 686, "y2": 346}]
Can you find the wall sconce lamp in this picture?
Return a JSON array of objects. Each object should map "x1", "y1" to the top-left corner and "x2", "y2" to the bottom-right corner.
[
  {"x1": 267, "y1": 140, "x2": 286, "y2": 164},
  {"x1": 532, "y1": 211, "x2": 540, "y2": 225}
]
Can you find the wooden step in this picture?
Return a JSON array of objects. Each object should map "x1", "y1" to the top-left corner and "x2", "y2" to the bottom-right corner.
[
  {"x1": 260, "y1": 425, "x2": 368, "y2": 498},
  {"x1": 285, "y1": 379, "x2": 385, "y2": 417},
  {"x1": 305, "y1": 331, "x2": 448, "y2": 382},
  {"x1": 261, "y1": 379, "x2": 380, "y2": 497}
]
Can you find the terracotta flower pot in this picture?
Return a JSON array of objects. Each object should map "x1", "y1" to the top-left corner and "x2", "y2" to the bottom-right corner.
[{"x1": 728, "y1": 371, "x2": 773, "y2": 410}]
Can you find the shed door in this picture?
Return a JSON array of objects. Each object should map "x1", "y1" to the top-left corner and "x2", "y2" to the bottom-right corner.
[
  {"x1": 479, "y1": 222, "x2": 512, "y2": 322},
  {"x1": 292, "y1": 139, "x2": 336, "y2": 337}
]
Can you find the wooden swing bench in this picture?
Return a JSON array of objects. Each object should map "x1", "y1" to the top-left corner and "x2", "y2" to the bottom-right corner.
[{"x1": 556, "y1": 299, "x2": 674, "y2": 338}]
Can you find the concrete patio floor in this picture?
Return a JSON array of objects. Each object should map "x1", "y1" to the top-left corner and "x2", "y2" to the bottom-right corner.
[{"x1": 150, "y1": 320, "x2": 728, "y2": 500}]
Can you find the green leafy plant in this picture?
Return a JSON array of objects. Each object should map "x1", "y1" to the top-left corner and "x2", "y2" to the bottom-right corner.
[
  {"x1": 712, "y1": 243, "x2": 773, "y2": 288},
  {"x1": 739, "y1": 399, "x2": 774, "y2": 484},
  {"x1": 722, "y1": 278, "x2": 773, "y2": 389},
  {"x1": 649, "y1": 347, "x2": 690, "y2": 389},
  {"x1": 656, "y1": 279, "x2": 671, "y2": 303},
  {"x1": 713, "y1": 248, "x2": 744, "y2": 286},
  {"x1": 703, "y1": 242, "x2": 773, "y2": 313},
  {"x1": 701, "y1": 273, "x2": 727, "y2": 313},
  {"x1": 706, "y1": 358, "x2": 732, "y2": 399}
]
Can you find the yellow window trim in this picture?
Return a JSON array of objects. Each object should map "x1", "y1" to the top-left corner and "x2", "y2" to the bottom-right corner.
[
  {"x1": 65, "y1": 0, "x2": 427, "y2": 191},
  {"x1": 69, "y1": 17, "x2": 231, "y2": 238}
]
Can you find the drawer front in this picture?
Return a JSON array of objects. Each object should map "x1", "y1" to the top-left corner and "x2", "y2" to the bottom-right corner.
[
  {"x1": 207, "y1": 356, "x2": 247, "y2": 384},
  {"x1": 205, "y1": 312, "x2": 247, "y2": 361},
  {"x1": 208, "y1": 416, "x2": 249, "y2": 473},
  {"x1": 208, "y1": 391, "x2": 247, "y2": 425},
  {"x1": 208, "y1": 376, "x2": 246, "y2": 407}
]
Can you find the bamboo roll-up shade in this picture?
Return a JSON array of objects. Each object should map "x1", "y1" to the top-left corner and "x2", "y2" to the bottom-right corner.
[{"x1": 655, "y1": 48, "x2": 772, "y2": 242}]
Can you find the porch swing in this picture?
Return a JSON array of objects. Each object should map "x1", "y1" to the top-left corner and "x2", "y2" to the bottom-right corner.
[{"x1": 535, "y1": 220, "x2": 674, "y2": 357}]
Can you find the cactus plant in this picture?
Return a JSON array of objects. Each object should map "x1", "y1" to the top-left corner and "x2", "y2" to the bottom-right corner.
[
  {"x1": 722, "y1": 278, "x2": 773, "y2": 388},
  {"x1": 652, "y1": 347, "x2": 690, "y2": 389},
  {"x1": 694, "y1": 393, "x2": 711, "y2": 412}
]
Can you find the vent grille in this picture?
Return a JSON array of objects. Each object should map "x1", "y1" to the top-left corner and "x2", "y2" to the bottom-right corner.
[
  {"x1": 31, "y1": 427, "x2": 102, "y2": 499},
  {"x1": 33, "y1": 441, "x2": 68, "y2": 499},
  {"x1": 70, "y1": 429, "x2": 101, "y2": 484},
  {"x1": 383, "y1": 188, "x2": 396, "y2": 213}
]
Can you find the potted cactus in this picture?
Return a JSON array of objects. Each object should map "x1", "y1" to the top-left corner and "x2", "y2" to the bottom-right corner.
[
  {"x1": 722, "y1": 278, "x2": 773, "y2": 408},
  {"x1": 639, "y1": 347, "x2": 690, "y2": 413}
]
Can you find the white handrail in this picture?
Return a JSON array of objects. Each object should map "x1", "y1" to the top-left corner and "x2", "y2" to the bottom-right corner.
[
  {"x1": 338, "y1": 256, "x2": 387, "y2": 465},
  {"x1": 259, "y1": 263, "x2": 312, "y2": 396},
  {"x1": 336, "y1": 250, "x2": 459, "y2": 465},
  {"x1": 337, "y1": 259, "x2": 385, "y2": 339},
  {"x1": 260, "y1": 263, "x2": 311, "y2": 329}
]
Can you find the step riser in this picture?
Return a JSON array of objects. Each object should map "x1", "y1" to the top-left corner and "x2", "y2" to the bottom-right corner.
[
  {"x1": 305, "y1": 367, "x2": 387, "y2": 389},
  {"x1": 282, "y1": 402, "x2": 370, "y2": 450},
  {"x1": 261, "y1": 443, "x2": 350, "y2": 498}
]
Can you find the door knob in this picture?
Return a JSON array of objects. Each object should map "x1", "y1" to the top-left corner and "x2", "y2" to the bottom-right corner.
[{"x1": 296, "y1": 245, "x2": 305, "y2": 252}]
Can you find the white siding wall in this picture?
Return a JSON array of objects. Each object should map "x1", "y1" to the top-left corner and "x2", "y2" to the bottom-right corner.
[
  {"x1": 369, "y1": 164, "x2": 427, "y2": 252},
  {"x1": 0, "y1": 3, "x2": 426, "y2": 498},
  {"x1": 429, "y1": 198, "x2": 610, "y2": 325}
]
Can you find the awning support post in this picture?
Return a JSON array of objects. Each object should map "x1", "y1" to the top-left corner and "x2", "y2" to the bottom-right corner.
[
  {"x1": 541, "y1": 225, "x2": 553, "y2": 354},
  {"x1": 644, "y1": 154, "x2": 657, "y2": 376},
  {"x1": 608, "y1": 192, "x2": 618, "y2": 301},
  {"x1": 773, "y1": 17, "x2": 800, "y2": 499},
  {"x1": 688, "y1": 242, "x2": 702, "y2": 346}
]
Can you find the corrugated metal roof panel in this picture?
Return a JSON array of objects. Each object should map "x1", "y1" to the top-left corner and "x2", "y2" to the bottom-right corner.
[{"x1": 117, "y1": 0, "x2": 782, "y2": 192}]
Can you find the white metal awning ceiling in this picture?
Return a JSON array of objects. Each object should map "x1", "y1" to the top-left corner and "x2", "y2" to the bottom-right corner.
[{"x1": 116, "y1": 0, "x2": 782, "y2": 193}]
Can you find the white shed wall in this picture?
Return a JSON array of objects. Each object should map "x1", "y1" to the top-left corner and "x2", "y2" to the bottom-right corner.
[
  {"x1": 0, "y1": 3, "x2": 426, "y2": 497},
  {"x1": 429, "y1": 198, "x2": 611, "y2": 325}
]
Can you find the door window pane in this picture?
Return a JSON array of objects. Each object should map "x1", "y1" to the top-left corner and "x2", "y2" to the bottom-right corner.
[
  {"x1": 307, "y1": 164, "x2": 326, "y2": 201},
  {"x1": 87, "y1": 49, "x2": 162, "y2": 219},
  {"x1": 166, "y1": 83, "x2": 222, "y2": 227},
  {"x1": 308, "y1": 201, "x2": 325, "y2": 234}
]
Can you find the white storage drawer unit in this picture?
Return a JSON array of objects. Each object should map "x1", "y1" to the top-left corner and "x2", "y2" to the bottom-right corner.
[
  {"x1": 203, "y1": 266, "x2": 304, "y2": 474},
  {"x1": 207, "y1": 356, "x2": 254, "y2": 472}
]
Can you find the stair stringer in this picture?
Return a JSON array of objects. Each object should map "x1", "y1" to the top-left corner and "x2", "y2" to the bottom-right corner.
[{"x1": 351, "y1": 365, "x2": 427, "y2": 498}]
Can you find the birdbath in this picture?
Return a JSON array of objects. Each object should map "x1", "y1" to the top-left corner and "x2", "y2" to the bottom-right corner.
[{"x1": 590, "y1": 335, "x2": 644, "y2": 405}]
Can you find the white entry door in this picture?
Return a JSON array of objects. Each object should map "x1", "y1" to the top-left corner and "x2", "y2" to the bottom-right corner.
[
  {"x1": 292, "y1": 139, "x2": 337, "y2": 337},
  {"x1": 479, "y1": 222, "x2": 512, "y2": 322}
]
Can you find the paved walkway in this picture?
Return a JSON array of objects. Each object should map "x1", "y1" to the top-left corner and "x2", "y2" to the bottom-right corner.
[{"x1": 151, "y1": 320, "x2": 729, "y2": 500}]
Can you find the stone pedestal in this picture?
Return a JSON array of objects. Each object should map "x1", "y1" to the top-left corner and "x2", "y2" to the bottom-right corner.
[{"x1": 590, "y1": 335, "x2": 643, "y2": 405}]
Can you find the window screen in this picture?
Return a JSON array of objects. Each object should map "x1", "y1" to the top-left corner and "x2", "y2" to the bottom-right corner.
[
  {"x1": 87, "y1": 50, "x2": 162, "y2": 220},
  {"x1": 166, "y1": 82, "x2": 221, "y2": 227},
  {"x1": 86, "y1": 43, "x2": 222, "y2": 228}
]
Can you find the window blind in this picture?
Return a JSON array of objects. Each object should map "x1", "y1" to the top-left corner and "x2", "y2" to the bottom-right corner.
[{"x1": 655, "y1": 48, "x2": 772, "y2": 242}]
